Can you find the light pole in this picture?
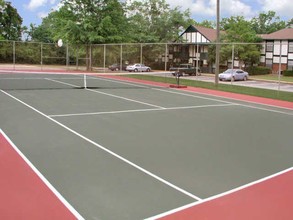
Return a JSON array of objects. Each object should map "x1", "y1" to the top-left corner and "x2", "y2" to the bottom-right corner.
[{"x1": 215, "y1": 0, "x2": 220, "y2": 86}]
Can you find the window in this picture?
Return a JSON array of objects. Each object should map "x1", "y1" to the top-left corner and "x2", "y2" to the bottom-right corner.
[
  {"x1": 289, "y1": 42, "x2": 293, "y2": 53},
  {"x1": 266, "y1": 42, "x2": 273, "y2": 52},
  {"x1": 266, "y1": 59, "x2": 273, "y2": 68}
]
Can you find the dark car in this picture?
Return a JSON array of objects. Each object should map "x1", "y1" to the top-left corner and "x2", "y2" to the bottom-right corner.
[
  {"x1": 108, "y1": 64, "x2": 127, "y2": 71},
  {"x1": 170, "y1": 64, "x2": 200, "y2": 76}
]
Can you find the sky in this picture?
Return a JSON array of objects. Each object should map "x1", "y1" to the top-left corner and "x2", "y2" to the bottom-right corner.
[{"x1": 8, "y1": 0, "x2": 293, "y2": 27}]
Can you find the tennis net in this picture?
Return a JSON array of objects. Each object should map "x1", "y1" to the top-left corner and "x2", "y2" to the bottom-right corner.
[
  {"x1": 0, "y1": 72, "x2": 171, "y2": 91},
  {"x1": 0, "y1": 73, "x2": 89, "y2": 90}
]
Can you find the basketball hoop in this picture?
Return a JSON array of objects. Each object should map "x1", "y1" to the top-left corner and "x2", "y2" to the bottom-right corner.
[{"x1": 57, "y1": 39, "x2": 63, "y2": 47}]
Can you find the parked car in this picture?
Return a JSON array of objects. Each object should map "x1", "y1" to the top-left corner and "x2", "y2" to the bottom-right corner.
[
  {"x1": 126, "y1": 63, "x2": 151, "y2": 72},
  {"x1": 219, "y1": 69, "x2": 249, "y2": 81},
  {"x1": 108, "y1": 63, "x2": 127, "y2": 71},
  {"x1": 169, "y1": 64, "x2": 201, "y2": 76}
]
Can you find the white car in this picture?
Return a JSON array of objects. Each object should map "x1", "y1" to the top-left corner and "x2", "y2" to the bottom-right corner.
[
  {"x1": 126, "y1": 63, "x2": 151, "y2": 72},
  {"x1": 219, "y1": 69, "x2": 249, "y2": 81}
]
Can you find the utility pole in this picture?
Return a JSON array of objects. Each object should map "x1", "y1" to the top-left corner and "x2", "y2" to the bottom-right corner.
[{"x1": 215, "y1": 0, "x2": 220, "y2": 86}]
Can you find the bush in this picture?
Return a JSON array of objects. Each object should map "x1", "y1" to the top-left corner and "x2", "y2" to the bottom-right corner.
[
  {"x1": 283, "y1": 70, "x2": 293, "y2": 76},
  {"x1": 246, "y1": 66, "x2": 271, "y2": 75}
]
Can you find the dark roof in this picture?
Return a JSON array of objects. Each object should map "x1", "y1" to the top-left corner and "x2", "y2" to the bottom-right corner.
[
  {"x1": 261, "y1": 28, "x2": 293, "y2": 40},
  {"x1": 193, "y1": 26, "x2": 219, "y2": 41},
  {"x1": 182, "y1": 25, "x2": 224, "y2": 42}
]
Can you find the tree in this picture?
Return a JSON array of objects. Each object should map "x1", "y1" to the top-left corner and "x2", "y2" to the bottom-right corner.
[
  {"x1": 193, "y1": 20, "x2": 216, "y2": 29},
  {"x1": 287, "y1": 18, "x2": 293, "y2": 28},
  {"x1": 125, "y1": 0, "x2": 192, "y2": 43},
  {"x1": 0, "y1": 0, "x2": 22, "y2": 40},
  {"x1": 48, "y1": 0, "x2": 129, "y2": 44},
  {"x1": 25, "y1": 23, "x2": 54, "y2": 43},
  {"x1": 32, "y1": 0, "x2": 130, "y2": 69},
  {"x1": 221, "y1": 16, "x2": 260, "y2": 43},
  {"x1": 209, "y1": 16, "x2": 262, "y2": 67},
  {"x1": 250, "y1": 11, "x2": 286, "y2": 34}
]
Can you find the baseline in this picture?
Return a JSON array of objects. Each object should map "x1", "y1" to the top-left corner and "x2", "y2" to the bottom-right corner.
[{"x1": 146, "y1": 167, "x2": 293, "y2": 220}]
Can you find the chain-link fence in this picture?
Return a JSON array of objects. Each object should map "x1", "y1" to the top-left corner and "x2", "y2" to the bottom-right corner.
[
  {"x1": 1, "y1": 40, "x2": 290, "y2": 72},
  {"x1": 0, "y1": 40, "x2": 292, "y2": 92}
]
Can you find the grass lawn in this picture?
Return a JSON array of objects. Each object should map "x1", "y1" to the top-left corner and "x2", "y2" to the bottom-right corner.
[
  {"x1": 250, "y1": 74, "x2": 293, "y2": 83},
  {"x1": 123, "y1": 74, "x2": 293, "y2": 102}
]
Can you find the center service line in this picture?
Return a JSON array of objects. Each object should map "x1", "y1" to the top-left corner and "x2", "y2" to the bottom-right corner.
[{"x1": 46, "y1": 78, "x2": 166, "y2": 109}]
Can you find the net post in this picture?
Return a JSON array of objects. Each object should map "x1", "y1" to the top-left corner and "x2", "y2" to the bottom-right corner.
[{"x1": 83, "y1": 74, "x2": 87, "y2": 89}]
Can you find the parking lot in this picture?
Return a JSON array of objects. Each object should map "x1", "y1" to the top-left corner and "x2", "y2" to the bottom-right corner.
[{"x1": 156, "y1": 73, "x2": 293, "y2": 93}]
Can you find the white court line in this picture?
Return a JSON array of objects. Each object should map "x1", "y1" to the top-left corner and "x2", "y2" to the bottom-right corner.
[
  {"x1": 87, "y1": 75, "x2": 150, "y2": 89},
  {"x1": 91, "y1": 76, "x2": 234, "y2": 104},
  {"x1": 86, "y1": 88, "x2": 166, "y2": 109},
  {"x1": 154, "y1": 87, "x2": 293, "y2": 115},
  {"x1": 43, "y1": 77, "x2": 293, "y2": 116},
  {"x1": 0, "y1": 128, "x2": 85, "y2": 220},
  {"x1": 45, "y1": 78, "x2": 81, "y2": 88},
  {"x1": 49, "y1": 103, "x2": 237, "y2": 118},
  {"x1": 93, "y1": 76, "x2": 293, "y2": 115},
  {"x1": 1, "y1": 89, "x2": 202, "y2": 202},
  {"x1": 91, "y1": 76, "x2": 233, "y2": 104},
  {"x1": 44, "y1": 78, "x2": 166, "y2": 109},
  {"x1": 145, "y1": 167, "x2": 293, "y2": 220},
  {"x1": 39, "y1": 76, "x2": 293, "y2": 116},
  {"x1": 0, "y1": 76, "x2": 83, "y2": 80}
]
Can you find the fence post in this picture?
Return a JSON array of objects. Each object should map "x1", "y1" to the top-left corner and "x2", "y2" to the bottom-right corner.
[
  {"x1": 140, "y1": 43, "x2": 143, "y2": 64},
  {"x1": 13, "y1": 41, "x2": 15, "y2": 70},
  {"x1": 120, "y1": 44, "x2": 123, "y2": 71},
  {"x1": 89, "y1": 44, "x2": 92, "y2": 71},
  {"x1": 196, "y1": 43, "x2": 199, "y2": 77},
  {"x1": 66, "y1": 44, "x2": 69, "y2": 70},
  {"x1": 104, "y1": 44, "x2": 106, "y2": 72},
  {"x1": 215, "y1": 0, "x2": 220, "y2": 86},
  {"x1": 41, "y1": 42, "x2": 43, "y2": 70},
  {"x1": 231, "y1": 43, "x2": 234, "y2": 85},
  {"x1": 164, "y1": 43, "x2": 168, "y2": 71},
  {"x1": 278, "y1": 41, "x2": 282, "y2": 92}
]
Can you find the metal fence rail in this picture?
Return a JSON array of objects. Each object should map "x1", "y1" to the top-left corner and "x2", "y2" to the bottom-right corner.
[{"x1": 0, "y1": 40, "x2": 290, "y2": 76}]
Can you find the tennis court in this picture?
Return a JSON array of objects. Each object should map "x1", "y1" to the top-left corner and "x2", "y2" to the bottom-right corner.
[{"x1": 0, "y1": 72, "x2": 292, "y2": 220}]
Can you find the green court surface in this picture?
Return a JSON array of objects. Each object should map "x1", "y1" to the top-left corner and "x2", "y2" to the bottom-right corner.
[{"x1": 0, "y1": 73, "x2": 292, "y2": 219}]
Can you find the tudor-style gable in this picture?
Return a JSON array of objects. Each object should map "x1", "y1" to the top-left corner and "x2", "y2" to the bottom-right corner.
[
  {"x1": 260, "y1": 28, "x2": 293, "y2": 72},
  {"x1": 180, "y1": 25, "x2": 218, "y2": 43}
]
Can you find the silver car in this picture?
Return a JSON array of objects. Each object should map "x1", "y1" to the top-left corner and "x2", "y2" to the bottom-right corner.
[
  {"x1": 219, "y1": 69, "x2": 249, "y2": 81},
  {"x1": 126, "y1": 63, "x2": 151, "y2": 72}
]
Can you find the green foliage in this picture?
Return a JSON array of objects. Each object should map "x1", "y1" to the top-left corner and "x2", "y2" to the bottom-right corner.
[
  {"x1": 221, "y1": 16, "x2": 260, "y2": 43},
  {"x1": 246, "y1": 66, "x2": 271, "y2": 75},
  {"x1": 26, "y1": 23, "x2": 54, "y2": 43},
  {"x1": 193, "y1": 20, "x2": 215, "y2": 29},
  {"x1": 207, "y1": 16, "x2": 262, "y2": 67},
  {"x1": 0, "y1": 41, "x2": 13, "y2": 63},
  {"x1": 282, "y1": 70, "x2": 293, "y2": 76},
  {"x1": 250, "y1": 11, "x2": 286, "y2": 34},
  {"x1": 0, "y1": 1, "x2": 22, "y2": 40},
  {"x1": 40, "y1": 0, "x2": 129, "y2": 45},
  {"x1": 125, "y1": 0, "x2": 192, "y2": 43}
]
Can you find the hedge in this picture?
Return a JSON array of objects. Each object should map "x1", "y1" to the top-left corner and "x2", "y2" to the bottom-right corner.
[
  {"x1": 282, "y1": 70, "x2": 293, "y2": 76},
  {"x1": 246, "y1": 66, "x2": 271, "y2": 75}
]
